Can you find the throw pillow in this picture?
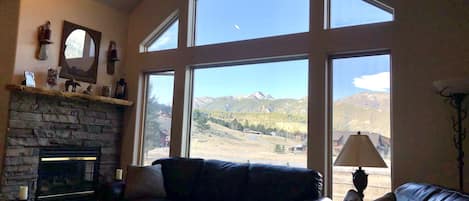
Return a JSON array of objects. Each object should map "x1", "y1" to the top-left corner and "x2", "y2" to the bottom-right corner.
[
  {"x1": 124, "y1": 164, "x2": 166, "y2": 199},
  {"x1": 153, "y1": 158, "x2": 204, "y2": 200}
]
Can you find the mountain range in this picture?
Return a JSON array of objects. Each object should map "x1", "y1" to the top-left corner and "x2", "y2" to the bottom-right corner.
[{"x1": 194, "y1": 91, "x2": 390, "y2": 137}]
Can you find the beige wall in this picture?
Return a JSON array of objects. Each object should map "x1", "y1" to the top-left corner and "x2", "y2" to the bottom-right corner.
[
  {"x1": 0, "y1": 0, "x2": 130, "y2": 175},
  {"x1": 121, "y1": 0, "x2": 181, "y2": 166},
  {"x1": 14, "y1": 0, "x2": 129, "y2": 92},
  {"x1": 2, "y1": 0, "x2": 467, "y2": 195},
  {"x1": 122, "y1": 0, "x2": 469, "y2": 193},
  {"x1": 391, "y1": 0, "x2": 469, "y2": 191},
  {"x1": 0, "y1": 0, "x2": 20, "y2": 177}
]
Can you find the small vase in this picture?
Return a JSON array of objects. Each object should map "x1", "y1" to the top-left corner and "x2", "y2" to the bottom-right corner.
[
  {"x1": 46, "y1": 66, "x2": 60, "y2": 89},
  {"x1": 102, "y1": 86, "x2": 112, "y2": 97}
]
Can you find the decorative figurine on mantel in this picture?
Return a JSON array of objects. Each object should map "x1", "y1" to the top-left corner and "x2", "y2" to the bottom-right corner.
[
  {"x1": 65, "y1": 78, "x2": 81, "y2": 93},
  {"x1": 114, "y1": 78, "x2": 127, "y2": 99},
  {"x1": 37, "y1": 21, "x2": 53, "y2": 60},
  {"x1": 107, "y1": 41, "x2": 119, "y2": 75},
  {"x1": 46, "y1": 66, "x2": 60, "y2": 89}
]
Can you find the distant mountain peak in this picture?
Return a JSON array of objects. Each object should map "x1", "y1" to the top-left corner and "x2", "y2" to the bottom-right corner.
[{"x1": 247, "y1": 91, "x2": 273, "y2": 100}]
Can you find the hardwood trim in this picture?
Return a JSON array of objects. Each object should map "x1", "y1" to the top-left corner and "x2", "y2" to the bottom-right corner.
[{"x1": 6, "y1": 84, "x2": 133, "y2": 107}]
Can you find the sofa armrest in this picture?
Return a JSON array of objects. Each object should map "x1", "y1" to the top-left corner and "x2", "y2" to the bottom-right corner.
[
  {"x1": 305, "y1": 197, "x2": 332, "y2": 201},
  {"x1": 304, "y1": 197, "x2": 332, "y2": 201},
  {"x1": 98, "y1": 181, "x2": 126, "y2": 201}
]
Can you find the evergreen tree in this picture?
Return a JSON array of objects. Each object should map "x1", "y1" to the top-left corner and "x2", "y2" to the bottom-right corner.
[{"x1": 193, "y1": 109, "x2": 210, "y2": 130}]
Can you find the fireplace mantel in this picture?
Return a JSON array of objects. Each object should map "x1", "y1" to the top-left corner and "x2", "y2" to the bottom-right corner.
[{"x1": 6, "y1": 84, "x2": 133, "y2": 106}]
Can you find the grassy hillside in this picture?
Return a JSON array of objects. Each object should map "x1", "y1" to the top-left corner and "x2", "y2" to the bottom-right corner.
[
  {"x1": 195, "y1": 91, "x2": 390, "y2": 137},
  {"x1": 333, "y1": 92, "x2": 390, "y2": 137}
]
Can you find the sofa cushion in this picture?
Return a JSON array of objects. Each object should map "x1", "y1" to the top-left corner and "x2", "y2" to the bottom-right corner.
[
  {"x1": 394, "y1": 182, "x2": 441, "y2": 201},
  {"x1": 395, "y1": 182, "x2": 469, "y2": 201},
  {"x1": 192, "y1": 160, "x2": 249, "y2": 201},
  {"x1": 153, "y1": 158, "x2": 204, "y2": 201},
  {"x1": 245, "y1": 163, "x2": 322, "y2": 201},
  {"x1": 428, "y1": 188, "x2": 469, "y2": 201},
  {"x1": 440, "y1": 191, "x2": 469, "y2": 201},
  {"x1": 124, "y1": 165, "x2": 166, "y2": 200}
]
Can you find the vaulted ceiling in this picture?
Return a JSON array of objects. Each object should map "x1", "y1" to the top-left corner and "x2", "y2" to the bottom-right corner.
[{"x1": 94, "y1": 0, "x2": 142, "y2": 13}]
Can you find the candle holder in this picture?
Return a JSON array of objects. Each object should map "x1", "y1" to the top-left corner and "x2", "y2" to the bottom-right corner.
[
  {"x1": 115, "y1": 168, "x2": 123, "y2": 181},
  {"x1": 18, "y1": 185, "x2": 28, "y2": 201}
]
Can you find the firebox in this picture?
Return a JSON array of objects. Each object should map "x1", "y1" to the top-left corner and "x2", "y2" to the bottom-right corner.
[{"x1": 36, "y1": 147, "x2": 100, "y2": 201}]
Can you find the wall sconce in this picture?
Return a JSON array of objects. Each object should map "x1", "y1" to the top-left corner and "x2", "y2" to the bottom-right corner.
[
  {"x1": 107, "y1": 41, "x2": 119, "y2": 75},
  {"x1": 37, "y1": 21, "x2": 53, "y2": 60}
]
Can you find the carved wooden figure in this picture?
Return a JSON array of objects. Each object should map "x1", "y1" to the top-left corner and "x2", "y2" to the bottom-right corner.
[
  {"x1": 107, "y1": 41, "x2": 119, "y2": 75},
  {"x1": 65, "y1": 79, "x2": 81, "y2": 93}
]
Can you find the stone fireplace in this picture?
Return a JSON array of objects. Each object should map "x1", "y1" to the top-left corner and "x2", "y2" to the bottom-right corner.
[{"x1": 1, "y1": 88, "x2": 128, "y2": 200}]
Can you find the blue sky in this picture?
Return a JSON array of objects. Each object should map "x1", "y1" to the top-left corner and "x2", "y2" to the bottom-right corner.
[
  {"x1": 193, "y1": 60, "x2": 309, "y2": 99},
  {"x1": 333, "y1": 54, "x2": 390, "y2": 100},
  {"x1": 148, "y1": 0, "x2": 393, "y2": 105}
]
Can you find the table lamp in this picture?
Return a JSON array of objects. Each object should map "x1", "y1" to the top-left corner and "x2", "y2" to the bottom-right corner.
[{"x1": 334, "y1": 131, "x2": 388, "y2": 199}]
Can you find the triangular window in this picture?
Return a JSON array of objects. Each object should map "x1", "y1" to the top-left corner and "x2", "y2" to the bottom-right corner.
[
  {"x1": 330, "y1": 0, "x2": 393, "y2": 28},
  {"x1": 143, "y1": 13, "x2": 179, "y2": 52},
  {"x1": 148, "y1": 19, "x2": 179, "y2": 51}
]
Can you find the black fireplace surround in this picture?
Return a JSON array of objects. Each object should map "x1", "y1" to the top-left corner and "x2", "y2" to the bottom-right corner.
[{"x1": 36, "y1": 147, "x2": 101, "y2": 201}]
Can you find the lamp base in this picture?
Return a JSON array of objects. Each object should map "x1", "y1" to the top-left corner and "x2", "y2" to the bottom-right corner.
[{"x1": 353, "y1": 167, "x2": 368, "y2": 199}]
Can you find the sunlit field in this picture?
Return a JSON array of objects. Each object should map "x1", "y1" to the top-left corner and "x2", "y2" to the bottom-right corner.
[{"x1": 143, "y1": 122, "x2": 391, "y2": 200}]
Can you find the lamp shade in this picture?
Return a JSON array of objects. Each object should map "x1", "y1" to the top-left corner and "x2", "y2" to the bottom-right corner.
[
  {"x1": 433, "y1": 78, "x2": 469, "y2": 94},
  {"x1": 334, "y1": 133, "x2": 387, "y2": 168}
]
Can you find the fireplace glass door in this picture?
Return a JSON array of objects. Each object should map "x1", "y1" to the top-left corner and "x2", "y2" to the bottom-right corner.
[{"x1": 36, "y1": 148, "x2": 100, "y2": 201}]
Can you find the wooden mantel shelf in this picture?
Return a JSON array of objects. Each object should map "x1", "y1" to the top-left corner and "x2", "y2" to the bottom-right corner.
[{"x1": 6, "y1": 84, "x2": 133, "y2": 107}]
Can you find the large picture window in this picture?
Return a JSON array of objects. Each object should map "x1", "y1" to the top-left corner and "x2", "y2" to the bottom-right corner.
[
  {"x1": 189, "y1": 60, "x2": 308, "y2": 167},
  {"x1": 137, "y1": 0, "x2": 396, "y2": 197},
  {"x1": 331, "y1": 54, "x2": 391, "y2": 201},
  {"x1": 194, "y1": 0, "x2": 309, "y2": 46},
  {"x1": 142, "y1": 72, "x2": 175, "y2": 165}
]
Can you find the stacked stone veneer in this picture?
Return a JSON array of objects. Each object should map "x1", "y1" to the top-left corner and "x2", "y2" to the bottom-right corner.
[{"x1": 1, "y1": 92, "x2": 124, "y2": 200}]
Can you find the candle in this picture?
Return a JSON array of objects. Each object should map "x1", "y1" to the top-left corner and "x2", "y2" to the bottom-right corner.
[
  {"x1": 19, "y1": 185, "x2": 28, "y2": 200},
  {"x1": 115, "y1": 168, "x2": 123, "y2": 181}
]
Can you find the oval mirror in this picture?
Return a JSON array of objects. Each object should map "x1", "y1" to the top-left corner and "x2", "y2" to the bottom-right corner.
[
  {"x1": 59, "y1": 21, "x2": 101, "y2": 83},
  {"x1": 64, "y1": 29, "x2": 95, "y2": 71}
]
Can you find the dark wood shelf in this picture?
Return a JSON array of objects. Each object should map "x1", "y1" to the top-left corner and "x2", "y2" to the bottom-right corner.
[{"x1": 6, "y1": 84, "x2": 133, "y2": 107}]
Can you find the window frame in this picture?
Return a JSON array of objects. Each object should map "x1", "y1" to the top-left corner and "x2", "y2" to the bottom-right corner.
[
  {"x1": 134, "y1": 0, "x2": 395, "y2": 197},
  {"x1": 185, "y1": 57, "x2": 310, "y2": 165},
  {"x1": 191, "y1": 0, "x2": 311, "y2": 46},
  {"x1": 138, "y1": 70, "x2": 176, "y2": 165},
  {"x1": 140, "y1": 10, "x2": 180, "y2": 53},
  {"x1": 327, "y1": 51, "x2": 392, "y2": 200},
  {"x1": 327, "y1": 0, "x2": 394, "y2": 29}
]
